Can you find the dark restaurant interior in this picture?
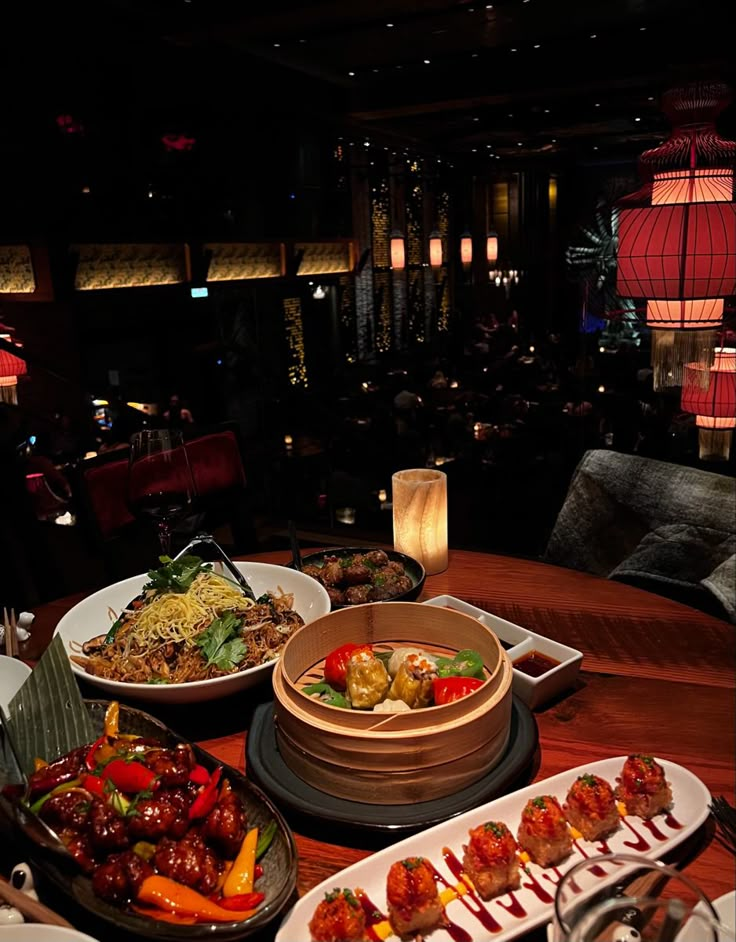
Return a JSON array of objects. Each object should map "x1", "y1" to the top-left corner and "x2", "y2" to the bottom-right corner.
[
  {"x1": 1, "y1": 0, "x2": 735, "y2": 620},
  {"x1": 1, "y1": 2, "x2": 736, "y2": 940}
]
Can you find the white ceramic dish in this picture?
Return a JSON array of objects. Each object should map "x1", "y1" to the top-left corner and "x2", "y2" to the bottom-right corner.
[
  {"x1": 0, "y1": 655, "x2": 32, "y2": 715},
  {"x1": 0, "y1": 928, "x2": 100, "y2": 941},
  {"x1": 676, "y1": 890, "x2": 736, "y2": 942},
  {"x1": 276, "y1": 756, "x2": 710, "y2": 942},
  {"x1": 423, "y1": 595, "x2": 583, "y2": 709},
  {"x1": 53, "y1": 561, "x2": 331, "y2": 703}
]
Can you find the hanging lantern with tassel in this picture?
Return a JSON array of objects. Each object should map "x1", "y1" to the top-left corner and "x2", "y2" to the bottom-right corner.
[
  {"x1": 0, "y1": 325, "x2": 28, "y2": 405},
  {"x1": 615, "y1": 82, "x2": 736, "y2": 390},
  {"x1": 681, "y1": 346, "x2": 736, "y2": 461}
]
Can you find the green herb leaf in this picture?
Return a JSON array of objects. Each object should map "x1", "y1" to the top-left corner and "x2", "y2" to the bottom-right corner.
[
  {"x1": 144, "y1": 555, "x2": 212, "y2": 595},
  {"x1": 256, "y1": 819, "x2": 278, "y2": 859},
  {"x1": 195, "y1": 613, "x2": 247, "y2": 671},
  {"x1": 146, "y1": 677, "x2": 171, "y2": 685}
]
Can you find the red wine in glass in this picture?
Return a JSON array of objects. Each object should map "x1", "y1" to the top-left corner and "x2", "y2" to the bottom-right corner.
[{"x1": 128, "y1": 429, "x2": 195, "y2": 557}]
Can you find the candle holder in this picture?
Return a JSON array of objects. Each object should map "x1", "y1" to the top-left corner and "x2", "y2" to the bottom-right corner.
[{"x1": 392, "y1": 469, "x2": 448, "y2": 575}]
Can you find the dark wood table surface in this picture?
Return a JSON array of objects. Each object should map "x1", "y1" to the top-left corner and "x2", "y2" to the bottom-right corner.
[{"x1": 15, "y1": 548, "x2": 736, "y2": 939}]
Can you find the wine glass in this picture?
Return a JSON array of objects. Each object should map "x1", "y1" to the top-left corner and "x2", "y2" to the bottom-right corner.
[
  {"x1": 552, "y1": 853, "x2": 726, "y2": 942},
  {"x1": 128, "y1": 429, "x2": 196, "y2": 557}
]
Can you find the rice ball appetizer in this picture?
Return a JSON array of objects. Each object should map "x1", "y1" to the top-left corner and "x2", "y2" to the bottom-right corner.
[
  {"x1": 517, "y1": 795, "x2": 572, "y2": 867},
  {"x1": 309, "y1": 887, "x2": 367, "y2": 942},
  {"x1": 615, "y1": 754, "x2": 673, "y2": 819},
  {"x1": 563, "y1": 773, "x2": 621, "y2": 841},
  {"x1": 386, "y1": 856, "x2": 444, "y2": 938},
  {"x1": 462, "y1": 821, "x2": 520, "y2": 900}
]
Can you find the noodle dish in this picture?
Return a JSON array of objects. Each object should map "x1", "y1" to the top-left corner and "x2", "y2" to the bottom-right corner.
[{"x1": 54, "y1": 558, "x2": 331, "y2": 703}]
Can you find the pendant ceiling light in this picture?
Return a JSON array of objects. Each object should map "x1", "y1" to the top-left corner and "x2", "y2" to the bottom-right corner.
[
  {"x1": 429, "y1": 230, "x2": 443, "y2": 269},
  {"x1": 615, "y1": 82, "x2": 736, "y2": 390},
  {"x1": 460, "y1": 231, "x2": 473, "y2": 269},
  {"x1": 0, "y1": 324, "x2": 28, "y2": 405},
  {"x1": 390, "y1": 230, "x2": 406, "y2": 271},
  {"x1": 681, "y1": 346, "x2": 736, "y2": 461},
  {"x1": 486, "y1": 229, "x2": 499, "y2": 264}
]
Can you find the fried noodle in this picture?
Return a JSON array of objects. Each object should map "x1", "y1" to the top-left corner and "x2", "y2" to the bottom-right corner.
[{"x1": 76, "y1": 571, "x2": 304, "y2": 684}]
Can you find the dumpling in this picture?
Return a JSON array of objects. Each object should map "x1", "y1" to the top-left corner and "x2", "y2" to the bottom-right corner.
[
  {"x1": 345, "y1": 648, "x2": 390, "y2": 709},
  {"x1": 387, "y1": 646, "x2": 430, "y2": 678},
  {"x1": 388, "y1": 653, "x2": 438, "y2": 709}
]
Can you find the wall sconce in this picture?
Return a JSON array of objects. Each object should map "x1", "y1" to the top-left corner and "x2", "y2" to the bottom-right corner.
[
  {"x1": 390, "y1": 230, "x2": 406, "y2": 270},
  {"x1": 460, "y1": 232, "x2": 473, "y2": 269},
  {"x1": 487, "y1": 229, "x2": 499, "y2": 264},
  {"x1": 429, "y1": 230, "x2": 443, "y2": 269},
  {"x1": 392, "y1": 469, "x2": 448, "y2": 574}
]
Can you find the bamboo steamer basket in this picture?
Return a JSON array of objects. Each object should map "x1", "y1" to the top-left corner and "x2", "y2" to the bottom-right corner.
[{"x1": 272, "y1": 601, "x2": 513, "y2": 804}]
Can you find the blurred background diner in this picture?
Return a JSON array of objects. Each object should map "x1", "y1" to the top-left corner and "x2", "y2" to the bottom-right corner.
[{"x1": 0, "y1": 0, "x2": 734, "y2": 621}]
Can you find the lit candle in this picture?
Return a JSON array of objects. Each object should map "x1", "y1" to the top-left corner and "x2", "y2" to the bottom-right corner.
[
  {"x1": 378, "y1": 489, "x2": 387, "y2": 502},
  {"x1": 284, "y1": 434, "x2": 293, "y2": 447},
  {"x1": 392, "y1": 469, "x2": 448, "y2": 574}
]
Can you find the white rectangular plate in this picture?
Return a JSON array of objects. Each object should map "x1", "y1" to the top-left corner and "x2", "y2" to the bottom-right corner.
[{"x1": 276, "y1": 757, "x2": 710, "y2": 942}]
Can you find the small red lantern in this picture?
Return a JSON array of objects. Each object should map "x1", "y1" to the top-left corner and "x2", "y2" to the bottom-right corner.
[
  {"x1": 486, "y1": 229, "x2": 498, "y2": 264},
  {"x1": 0, "y1": 330, "x2": 28, "y2": 405},
  {"x1": 681, "y1": 346, "x2": 736, "y2": 460}
]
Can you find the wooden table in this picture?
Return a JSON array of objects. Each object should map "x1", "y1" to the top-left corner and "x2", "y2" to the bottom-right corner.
[{"x1": 18, "y1": 549, "x2": 736, "y2": 939}]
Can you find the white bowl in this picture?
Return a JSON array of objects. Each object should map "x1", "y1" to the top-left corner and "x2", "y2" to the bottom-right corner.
[
  {"x1": 54, "y1": 562, "x2": 331, "y2": 704},
  {"x1": 422, "y1": 595, "x2": 583, "y2": 710},
  {"x1": 0, "y1": 655, "x2": 32, "y2": 715}
]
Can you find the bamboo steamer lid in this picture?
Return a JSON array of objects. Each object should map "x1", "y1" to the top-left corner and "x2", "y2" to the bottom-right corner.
[{"x1": 271, "y1": 602, "x2": 513, "y2": 804}]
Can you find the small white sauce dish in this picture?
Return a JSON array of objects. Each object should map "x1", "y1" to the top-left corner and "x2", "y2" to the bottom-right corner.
[{"x1": 0, "y1": 656, "x2": 32, "y2": 716}]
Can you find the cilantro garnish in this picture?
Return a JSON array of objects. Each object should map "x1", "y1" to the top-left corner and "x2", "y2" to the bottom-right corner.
[
  {"x1": 402, "y1": 857, "x2": 424, "y2": 870},
  {"x1": 485, "y1": 822, "x2": 505, "y2": 837},
  {"x1": 147, "y1": 677, "x2": 171, "y2": 685},
  {"x1": 580, "y1": 773, "x2": 599, "y2": 787},
  {"x1": 532, "y1": 796, "x2": 547, "y2": 809},
  {"x1": 144, "y1": 555, "x2": 213, "y2": 594},
  {"x1": 195, "y1": 613, "x2": 247, "y2": 671}
]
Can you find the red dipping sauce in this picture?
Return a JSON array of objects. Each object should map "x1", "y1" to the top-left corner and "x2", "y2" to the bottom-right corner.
[{"x1": 513, "y1": 650, "x2": 560, "y2": 676}]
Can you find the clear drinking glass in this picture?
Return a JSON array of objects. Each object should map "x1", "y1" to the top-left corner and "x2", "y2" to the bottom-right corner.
[
  {"x1": 551, "y1": 853, "x2": 726, "y2": 942},
  {"x1": 128, "y1": 429, "x2": 195, "y2": 556}
]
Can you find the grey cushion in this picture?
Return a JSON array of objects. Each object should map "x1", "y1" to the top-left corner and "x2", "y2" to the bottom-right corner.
[{"x1": 544, "y1": 450, "x2": 736, "y2": 621}]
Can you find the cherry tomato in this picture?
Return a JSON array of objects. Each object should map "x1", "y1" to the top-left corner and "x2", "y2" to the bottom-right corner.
[{"x1": 432, "y1": 676, "x2": 484, "y2": 705}]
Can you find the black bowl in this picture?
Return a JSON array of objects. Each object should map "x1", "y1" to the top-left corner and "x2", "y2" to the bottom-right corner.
[{"x1": 298, "y1": 547, "x2": 426, "y2": 609}]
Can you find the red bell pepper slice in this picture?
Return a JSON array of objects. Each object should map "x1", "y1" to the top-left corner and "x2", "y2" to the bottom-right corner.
[
  {"x1": 432, "y1": 676, "x2": 484, "y2": 705},
  {"x1": 102, "y1": 758, "x2": 157, "y2": 794},
  {"x1": 85, "y1": 734, "x2": 108, "y2": 772},
  {"x1": 81, "y1": 774, "x2": 106, "y2": 797},
  {"x1": 188, "y1": 766, "x2": 222, "y2": 820},
  {"x1": 216, "y1": 892, "x2": 264, "y2": 911},
  {"x1": 323, "y1": 643, "x2": 364, "y2": 691},
  {"x1": 189, "y1": 764, "x2": 210, "y2": 786}
]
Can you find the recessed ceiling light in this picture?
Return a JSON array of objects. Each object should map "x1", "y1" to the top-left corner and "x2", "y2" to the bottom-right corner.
[
  {"x1": 517, "y1": 142, "x2": 523, "y2": 146},
  {"x1": 590, "y1": 33, "x2": 597, "y2": 38},
  {"x1": 508, "y1": 113, "x2": 513, "y2": 117},
  {"x1": 373, "y1": 68, "x2": 380, "y2": 72},
  {"x1": 593, "y1": 146, "x2": 598, "y2": 150},
  {"x1": 634, "y1": 116, "x2": 641, "y2": 122},
  {"x1": 395, "y1": 64, "x2": 403, "y2": 69},
  {"x1": 471, "y1": 52, "x2": 479, "y2": 57},
  {"x1": 273, "y1": 43, "x2": 281, "y2": 47},
  {"x1": 423, "y1": 59, "x2": 431, "y2": 64},
  {"x1": 299, "y1": 39, "x2": 306, "y2": 43},
  {"x1": 486, "y1": 3, "x2": 493, "y2": 7},
  {"x1": 639, "y1": 25, "x2": 646, "y2": 30},
  {"x1": 386, "y1": 22, "x2": 394, "y2": 27},
  {"x1": 648, "y1": 95, "x2": 655, "y2": 100},
  {"x1": 510, "y1": 47, "x2": 518, "y2": 52},
  {"x1": 544, "y1": 108, "x2": 550, "y2": 113},
  {"x1": 472, "y1": 148, "x2": 478, "y2": 152},
  {"x1": 348, "y1": 71, "x2": 355, "y2": 76},
  {"x1": 552, "y1": 138, "x2": 557, "y2": 143},
  {"x1": 473, "y1": 117, "x2": 480, "y2": 121},
  {"x1": 533, "y1": 43, "x2": 541, "y2": 48},
  {"x1": 595, "y1": 102, "x2": 601, "y2": 107}
]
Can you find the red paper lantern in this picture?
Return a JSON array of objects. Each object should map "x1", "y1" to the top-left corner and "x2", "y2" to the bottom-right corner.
[
  {"x1": 486, "y1": 230, "x2": 498, "y2": 264},
  {"x1": 682, "y1": 347, "x2": 736, "y2": 459},
  {"x1": 0, "y1": 344, "x2": 28, "y2": 404}
]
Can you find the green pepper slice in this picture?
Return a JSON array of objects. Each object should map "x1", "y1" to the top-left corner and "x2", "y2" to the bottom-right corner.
[
  {"x1": 435, "y1": 649, "x2": 485, "y2": 679},
  {"x1": 302, "y1": 682, "x2": 351, "y2": 709}
]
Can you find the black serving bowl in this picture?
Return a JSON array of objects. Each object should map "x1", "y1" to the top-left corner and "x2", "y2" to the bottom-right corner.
[{"x1": 298, "y1": 547, "x2": 426, "y2": 609}]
